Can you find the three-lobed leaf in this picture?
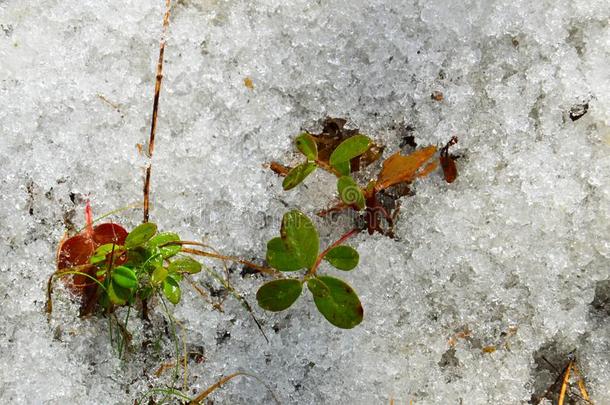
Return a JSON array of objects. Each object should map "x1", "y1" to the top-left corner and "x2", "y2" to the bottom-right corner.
[
  {"x1": 310, "y1": 276, "x2": 363, "y2": 329},
  {"x1": 256, "y1": 279, "x2": 303, "y2": 312},
  {"x1": 295, "y1": 133, "x2": 318, "y2": 160},
  {"x1": 337, "y1": 176, "x2": 365, "y2": 210},
  {"x1": 282, "y1": 162, "x2": 317, "y2": 190},
  {"x1": 280, "y1": 210, "x2": 319, "y2": 270},
  {"x1": 323, "y1": 245, "x2": 359, "y2": 271},
  {"x1": 125, "y1": 222, "x2": 158, "y2": 249},
  {"x1": 329, "y1": 135, "x2": 371, "y2": 174}
]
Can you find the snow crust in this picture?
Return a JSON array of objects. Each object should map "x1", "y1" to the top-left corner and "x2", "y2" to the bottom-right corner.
[{"x1": 0, "y1": 0, "x2": 609, "y2": 403}]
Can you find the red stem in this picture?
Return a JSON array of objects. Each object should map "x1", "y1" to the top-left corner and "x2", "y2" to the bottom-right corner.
[{"x1": 309, "y1": 228, "x2": 361, "y2": 276}]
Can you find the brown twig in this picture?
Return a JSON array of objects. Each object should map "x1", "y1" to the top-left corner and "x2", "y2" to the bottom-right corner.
[
  {"x1": 143, "y1": 0, "x2": 172, "y2": 223},
  {"x1": 189, "y1": 372, "x2": 280, "y2": 404},
  {"x1": 180, "y1": 247, "x2": 279, "y2": 277}
]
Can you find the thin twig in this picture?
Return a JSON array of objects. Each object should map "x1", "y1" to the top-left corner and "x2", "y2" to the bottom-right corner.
[
  {"x1": 143, "y1": 0, "x2": 172, "y2": 223},
  {"x1": 176, "y1": 244, "x2": 281, "y2": 277},
  {"x1": 189, "y1": 372, "x2": 280, "y2": 405}
]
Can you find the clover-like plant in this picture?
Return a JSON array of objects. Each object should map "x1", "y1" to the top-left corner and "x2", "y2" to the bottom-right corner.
[
  {"x1": 271, "y1": 118, "x2": 457, "y2": 237},
  {"x1": 261, "y1": 119, "x2": 460, "y2": 328},
  {"x1": 256, "y1": 210, "x2": 363, "y2": 329}
]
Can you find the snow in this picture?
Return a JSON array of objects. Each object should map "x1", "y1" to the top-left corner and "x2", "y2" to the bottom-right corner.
[{"x1": 0, "y1": 0, "x2": 609, "y2": 403}]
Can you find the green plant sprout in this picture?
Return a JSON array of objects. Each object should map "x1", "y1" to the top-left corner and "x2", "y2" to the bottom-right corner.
[
  {"x1": 257, "y1": 210, "x2": 363, "y2": 329},
  {"x1": 262, "y1": 118, "x2": 459, "y2": 326}
]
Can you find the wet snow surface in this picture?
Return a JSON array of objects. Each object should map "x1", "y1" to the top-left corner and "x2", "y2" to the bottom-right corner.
[{"x1": 1, "y1": 0, "x2": 609, "y2": 404}]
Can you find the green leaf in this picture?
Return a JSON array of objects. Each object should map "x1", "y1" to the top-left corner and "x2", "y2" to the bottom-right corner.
[
  {"x1": 266, "y1": 237, "x2": 303, "y2": 272},
  {"x1": 112, "y1": 266, "x2": 138, "y2": 289},
  {"x1": 282, "y1": 162, "x2": 317, "y2": 190},
  {"x1": 148, "y1": 232, "x2": 181, "y2": 258},
  {"x1": 281, "y1": 210, "x2": 319, "y2": 269},
  {"x1": 295, "y1": 132, "x2": 318, "y2": 160},
  {"x1": 310, "y1": 276, "x2": 363, "y2": 329},
  {"x1": 306, "y1": 278, "x2": 330, "y2": 298},
  {"x1": 125, "y1": 223, "x2": 158, "y2": 249},
  {"x1": 168, "y1": 257, "x2": 202, "y2": 274},
  {"x1": 137, "y1": 247, "x2": 163, "y2": 272},
  {"x1": 256, "y1": 279, "x2": 303, "y2": 312},
  {"x1": 151, "y1": 266, "x2": 168, "y2": 285},
  {"x1": 323, "y1": 245, "x2": 359, "y2": 271},
  {"x1": 108, "y1": 280, "x2": 131, "y2": 306},
  {"x1": 329, "y1": 135, "x2": 371, "y2": 172},
  {"x1": 162, "y1": 276, "x2": 181, "y2": 305},
  {"x1": 333, "y1": 160, "x2": 351, "y2": 176},
  {"x1": 90, "y1": 243, "x2": 122, "y2": 264},
  {"x1": 337, "y1": 176, "x2": 365, "y2": 210}
]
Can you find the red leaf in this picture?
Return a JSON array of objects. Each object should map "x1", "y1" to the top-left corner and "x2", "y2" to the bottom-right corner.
[{"x1": 92, "y1": 223, "x2": 128, "y2": 245}]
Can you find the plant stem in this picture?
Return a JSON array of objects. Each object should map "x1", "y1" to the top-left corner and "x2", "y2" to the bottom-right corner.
[
  {"x1": 308, "y1": 228, "x2": 361, "y2": 276},
  {"x1": 143, "y1": 0, "x2": 172, "y2": 224},
  {"x1": 172, "y1": 242, "x2": 280, "y2": 277},
  {"x1": 159, "y1": 295, "x2": 181, "y2": 382},
  {"x1": 314, "y1": 159, "x2": 342, "y2": 177}
]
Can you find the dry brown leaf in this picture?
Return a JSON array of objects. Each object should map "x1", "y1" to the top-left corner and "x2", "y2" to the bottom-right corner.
[{"x1": 375, "y1": 145, "x2": 437, "y2": 192}]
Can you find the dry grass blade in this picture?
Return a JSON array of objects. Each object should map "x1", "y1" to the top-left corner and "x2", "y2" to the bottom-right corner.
[
  {"x1": 143, "y1": 0, "x2": 172, "y2": 223},
  {"x1": 571, "y1": 363, "x2": 592, "y2": 402},
  {"x1": 189, "y1": 372, "x2": 280, "y2": 404},
  {"x1": 178, "y1": 244, "x2": 280, "y2": 277},
  {"x1": 558, "y1": 360, "x2": 572, "y2": 405}
]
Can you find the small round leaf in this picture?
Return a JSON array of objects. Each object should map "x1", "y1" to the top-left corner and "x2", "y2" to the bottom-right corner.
[
  {"x1": 266, "y1": 237, "x2": 303, "y2": 272},
  {"x1": 256, "y1": 279, "x2": 303, "y2": 312},
  {"x1": 310, "y1": 276, "x2": 363, "y2": 329},
  {"x1": 168, "y1": 257, "x2": 202, "y2": 274},
  {"x1": 337, "y1": 176, "x2": 365, "y2": 210},
  {"x1": 329, "y1": 135, "x2": 371, "y2": 171},
  {"x1": 125, "y1": 223, "x2": 158, "y2": 249},
  {"x1": 323, "y1": 245, "x2": 359, "y2": 271},
  {"x1": 112, "y1": 266, "x2": 138, "y2": 289},
  {"x1": 295, "y1": 132, "x2": 318, "y2": 160},
  {"x1": 162, "y1": 276, "x2": 181, "y2": 305},
  {"x1": 282, "y1": 162, "x2": 317, "y2": 190},
  {"x1": 148, "y1": 232, "x2": 181, "y2": 258},
  {"x1": 108, "y1": 280, "x2": 131, "y2": 306},
  {"x1": 90, "y1": 243, "x2": 122, "y2": 265},
  {"x1": 306, "y1": 278, "x2": 330, "y2": 298},
  {"x1": 281, "y1": 210, "x2": 319, "y2": 269},
  {"x1": 151, "y1": 266, "x2": 168, "y2": 285}
]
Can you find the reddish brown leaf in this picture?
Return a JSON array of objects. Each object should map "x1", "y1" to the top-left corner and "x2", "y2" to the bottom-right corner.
[
  {"x1": 57, "y1": 234, "x2": 95, "y2": 271},
  {"x1": 375, "y1": 145, "x2": 437, "y2": 192},
  {"x1": 57, "y1": 220, "x2": 128, "y2": 315},
  {"x1": 91, "y1": 223, "x2": 128, "y2": 245},
  {"x1": 440, "y1": 136, "x2": 459, "y2": 183}
]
